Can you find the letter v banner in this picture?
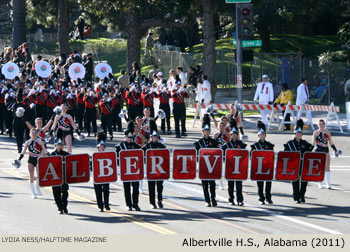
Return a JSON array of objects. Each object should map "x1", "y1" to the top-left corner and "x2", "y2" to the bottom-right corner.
[
  {"x1": 38, "y1": 156, "x2": 63, "y2": 187},
  {"x1": 225, "y1": 149, "x2": 249, "y2": 180},
  {"x1": 275, "y1": 151, "x2": 300, "y2": 181},
  {"x1": 199, "y1": 149, "x2": 223, "y2": 180},
  {"x1": 93, "y1": 152, "x2": 117, "y2": 184},
  {"x1": 172, "y1": 149, "x2": 197, "y2": 180},
  {"x1": 119, "y1": 150, "x2": 144, "y2": 181},
  {"x1": 65, "y1": 154, "x2": 90, "y2": 184},
  {"x1": 250, "y1": 150, "x2": 274, "y2": 181},
  {"x1": 146, "y1": 149, "x2": 170, "y2": 180},
  {"x1": 301, "y1": 152, "x2": 326, "y2": 182}
]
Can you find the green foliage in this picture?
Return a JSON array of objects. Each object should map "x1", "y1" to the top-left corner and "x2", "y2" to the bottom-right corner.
[{"x1": 337, "y1": 22, "x2": 350, "y2": 45}]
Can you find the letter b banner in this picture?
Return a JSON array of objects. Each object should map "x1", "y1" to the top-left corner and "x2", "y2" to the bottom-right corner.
[
  {"x1": 93, "y1": 152, "x2": 117, "y2": 184},
  {"x1": 38, "y1": 156, "x2": 63, "y2": 187}
]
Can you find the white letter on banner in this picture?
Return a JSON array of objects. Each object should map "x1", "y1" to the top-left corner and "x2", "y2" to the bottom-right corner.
[
  {"x1": 70, "y1": 161, "x2": 86, "y2": 178},
  {"x1": 280, "y1": 158, "x2": 295, "y2": 175},
  {"x1": 42, "y1": 163, "x2": 60, "y2": 181},
  {"x1": 231, "y1": 156, "x2": 242, "y2": 174},
  {"x1": 306, "y1": 159, "x2": 322, "y2": 176},
  {"x1": 124, "y1": 156, "x2": 140, "y2": 175},
  {"x1": 202, "y1": 155, "x2": 220, "y2": 173},
  {"x1": 150, "y1": 156, "x2": 166, "y2": 174},
  {"x1": 176, "y1": 155, "x2": 193, "y2": 174},
  {"x1": 255, "y1": 156, "x2": 270, "y2": 174},
  {"x1": 97, "y1": 159, "x2": 114, "y2": 177}
]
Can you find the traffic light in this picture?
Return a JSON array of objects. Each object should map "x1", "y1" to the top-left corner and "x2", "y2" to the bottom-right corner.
[{"x1": 238, "y1": 3, "x2": 254, "y2": 40}]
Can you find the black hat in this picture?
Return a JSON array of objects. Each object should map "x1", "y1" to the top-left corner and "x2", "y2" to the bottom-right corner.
[
  {"x1": 257, "y1": 120, "x2": 266, "y2": 135},
  {"x1": 294, "y1": 119, "x2": 304, "y2": 133},
  {"x1": 202, "y1": 113, "x2": 211, "y2": 131}
]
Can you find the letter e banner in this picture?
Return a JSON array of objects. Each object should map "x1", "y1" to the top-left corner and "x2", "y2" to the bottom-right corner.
[
  {"x1": 119, "y1": 150, "x2": 144, "y2": 181},
  {"x1": 301, "y1": 152, "x2": 326, "y2": 182}
]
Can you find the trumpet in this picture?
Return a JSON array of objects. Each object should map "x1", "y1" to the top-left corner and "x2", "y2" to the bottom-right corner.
[
  {"x1": 119, "y1": 109, "x2": 128, "y2": 119},
  {"x1": 152, "y1": 82, "x2": 157, "y2": 88}
]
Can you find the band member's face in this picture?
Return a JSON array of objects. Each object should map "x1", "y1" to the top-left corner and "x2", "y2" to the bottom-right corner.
[
  {"x1": 231, "y1": 133, "x2": 238, "y2": 141},
  {"x1": 258, "y1": 133, "x2": 266, "y2": 141},
  {"x1": 203, "y1": 130, "x2": 210, "y2": 138},
  {"x1": 219, "y1": 123, "x2": 225, "y2": 132},
  {"x1": 319, "y1": 121, "x2": 325, "y2": 130},
  {"x1": 98, "y1": 145, "x2": 105, "y2": 151},
  {"x1": 151, "y1": 136, "x2": 158, "y2": 142},
  {"x1": 144, "y1": 110, "x2": 150, "y2": 117},
  {"x1": 295, "y1": 132, "x2": 303, "y2": 140},
  {"x1": 126, "y1": 137, "x2": 132, "y2": 143},
  {"x1": 61, "y1": 104, "x2": 68, "y2": 112},
  {"x1": 35, "y1": 119, "x2": 43, "y2": 128}
]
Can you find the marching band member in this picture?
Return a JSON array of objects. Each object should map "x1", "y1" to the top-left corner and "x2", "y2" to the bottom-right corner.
[
  {"x1": 51, "y1": 104, "x2": 82, "y2": 153},
  {"x1": 251, "y1": 120, "x2": 275, "y2": 205},
  {"x1": 51, "y1": 139, "x2": 70, "y2": 214},
  {"x1": 5, "y1": 88, "x2": 16, "y2": 138},
  {"x1": 0, "y1": 80, "x2": 5, "y2": 135},
  {"x1": 99, "y1": 93, "x2": 115, "y2": 140},
  {"x1": 46, "y1": 80, "x2": 59, "y2": 121},
  {"x1": 34, "y1": 79, "x2": 48, "y2": 123},
  {"x1": 194, "y1": 114, "x2": 220, "y2": 207},
  {"x1": 312, "y1": 119, "x2": 341, "y2": 189},
  {"x1": 94, "y1": 132, "x2": 111, "y2": 212},
  {"x1": 115, "y1": 122, "x2": 142, "y2": 211},
  {"x1": 158, "y1": 81, "x2": 171, "y2": 135},
  {"x1": 226, "y1": 103, "x2": 248, "y2": 141},
  {"x1": 75, "y1": 80, "x2": 85, "y2": 132},
  {"x1": 12, "y1": 89, "x2": 27, "y2": 153},
  {"x1": 222, "y1": 120, "x2": 247, "y2": 206},
  {"x1": 83, "y1": 87, "x2": 98, "y2": 137},
  {"x1": 172, "y1": 81, "x2": 189, "y2": 138},
  {"x1": 142, "y1": 128, "x2": 166, "y2": 209},
  {"x1": 253, "y1": 74, "x2": 274, "y2": 126},
  {"x1": 141, "y1": 83, "x2": 157, "y2": 118},
  {"x1": 125, "y1": 83, "x2": 142, "y2": 121},
  {"x1": 284, "y1": 119, "x2": 313, "y2": 203},
  {"x1": 15, "y1": 128, "x2": 49, "y2": 198},
  {"x1": 111, "y1": 85, "x2": 123, "y2": 132}
]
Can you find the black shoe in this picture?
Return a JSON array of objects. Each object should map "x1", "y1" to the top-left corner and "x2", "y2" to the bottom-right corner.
[
  {"x1": 18, "y1": 149, "x2": 22, "y2": 154},
  {"x1": 63, "y1": 208, "x2": 68, "y2": 214},
  {"x1": 133, "y1": 205, "x2": 141, "y2": 211},
  {"x1": 295, "y1": 200, "x2": 301, "y2": 204},
  {"x1": 150, "y1": 204, "x2": 157, "y2": 209},
  {"x1": 58, "y1": 210, "x2": 64, "y2": 214},
  {"x1": 87, "y1": 133, "x2": 91, "y2": 137},
  {"x1": 118, "y1": 128, "x2": 123, "y2": 132},
  {"x1": 212, "y1": 200, "x2": 217, "y2": 207},
  {"x1": 162, "y1": 130, "x2": 166, "y2": 135},
  {"x1": 206, "y1": 203, "x2": 211, "y2": 207},
  {"x1": 127, "y1": 206, "x2": 132, "y2": 211},
  {"x1": 158, "y1": 201, "x2": 163, "y2": 209},
  {"x1": 267, "y1": 200, "x2": 273, "y2": 205},
  {"x1": 99, "y1": 208, "x2": 104, "y2": 212},
  {"x1": 259, "y1": 200, "x2": 265, "y2": 205},
  {"x1": 112, "y1": 127, "x2": 117, "y2": 132},
  {"x1": 300, "y1": 197, "x2": 305, "y2": 203},
  {"x1": 231, "y1": 201, "x2": 235, "y2": 206},
  {"x1": 238, "y1": 202, "x2": 244, "y2": 206},
  {"x1": 181, "y1": 132, "x2": 187, "y2": 137},
  {"x1": 94, "y1": 132, "x2": 97, "y2": 137},
  {"x1": 167, "y1": 130, "x2": 171, "y2": 135},
  {"x1": 175, "y1": 135, "x2": 181, "y2": 138},
  {"x1": 105, "y1": 206, "x2": 111, "y2": 211}
]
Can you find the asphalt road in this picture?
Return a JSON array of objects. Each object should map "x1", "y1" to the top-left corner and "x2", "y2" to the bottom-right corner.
[{"x1": 0, "y1": 115, "x2": 349, "y2": 235}]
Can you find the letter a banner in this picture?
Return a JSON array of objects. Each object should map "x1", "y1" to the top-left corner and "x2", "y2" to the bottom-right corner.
[
  {"x1": 65, "y1": 154, "x2": 90, "y2": 184},
  {"x1": 199, "y1": 149, "x2": 223, "y2": 180},
  {"x1": 146, "y1": 149, "x2": 170, "y2": 180},
  {"x1": 225, "y1": 149, "x2": 249, "y2": 180},
  {"x1": 119, "y1": 150, "x2": 144, "y2": 182},
  {"x1": 92, "y1": 152, "x2": 117, "y2": 184},
  {"x1": 38, "y1": 156, "x2": 63, "y2": 187},
  {"x1": 250, "y1": 150, "x2": 274, "y2": 181},
  {"x1": 301, "y1": 152, "x2": 326, "y2": 182},
  {"x1": 172, "y1": 149, "x2": 197, "y2": 180},
  {"x1": 275, "y1": 151, "x2": 300, "y2": 181}
]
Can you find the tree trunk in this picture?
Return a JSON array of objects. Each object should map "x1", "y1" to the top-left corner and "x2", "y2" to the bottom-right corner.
[
  {"x1": 12, "y1": 0, "x2": 26, "y2": 49},
  {"x1": 257, "y1": 23, "x2": 271, "y2": 52},
  {"x1": 58, "y1": 0, "x2": 69, "y2": 56},
  {"x1": 202, "y1": 0, "x2": 217, "y2": 102},
  {"x1": 126, "y1": 10, "x2": 141, "y2": 73}
]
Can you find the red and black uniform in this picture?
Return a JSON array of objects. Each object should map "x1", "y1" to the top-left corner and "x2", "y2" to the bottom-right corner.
[
  {"x1": 99, "y1": 99, "x2": 115, "y2": 138},
  {"x1": 63, "y1": 93, "x2": 75, "y2": 120},
  {"x1": 171, "y1": 89, "x2": 189, "y2": 137},
  {"x1": 158, "y1": 89, "x2": 171, "y2": 133},
  {"x1": 83, "y1": 94, "x2": 97, "y2": 135},
  {"x1": 125, "y1": 89, "x2": 142, "y2": 121},
  {"x1": 75, "y1": 90, "x2": 85, "y2": 131},
  {"x1": 23, "y1": 94, "x2": 36, "y2": 139},
  {"x1": 141, "y1": 91, "x2": 157, "y2": 118},
  {"x1": 111, "y1": 92, "x2": 122, "y2": 132},
  {"x1": 46, "y1": 90, "x2": 58, "y2": 121},
  {"x1": 5, "y1": 92, "x2": 16, "y2": 137},
  {"x1": 35, "y1": 88, "x2": 47, "y2": 123},
  {"x1": 28, "y1": 138, "x2": 42, "y2": 166},
  {"x1": 57, "y1": 114, "x2": 72, "y2": 140},
  {"x1": 0, "y1": 89, "x2": 5, "y2": 134}
]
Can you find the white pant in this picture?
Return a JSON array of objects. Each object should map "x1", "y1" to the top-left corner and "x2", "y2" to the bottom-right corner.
[{"x1": 260, "y1": 109, "x2": 269, "y2": 125}]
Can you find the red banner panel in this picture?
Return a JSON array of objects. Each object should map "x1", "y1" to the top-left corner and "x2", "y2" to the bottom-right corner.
[
  {"x1": 250, "y1": 150, "x2": 275, "y2": 181},
  {"x1": 92, "y1": 151, "x2": 117, "y2": 184},
  {"x1": 38, "y1": 156, "x2": 63, "y2": 187},
  {"x1": 146, "y1": 149, "x2": 170, "y2": 180},
  {"x1": 199, "y1": 149, "x2": 223, "y2": 180},
  {"x1": 119, "y1": 150, "x2": 144, "y2": 182},
  {"x1": 301, "y1": 152, "x2": 327, "y2": 182},
  {"x1": 275, "y1": 151, "x2": 300, "y2": 181},
  {"x1": 172, "y1": 149, "x2": 197, "y2": 180},
  {"x1": 225, "y1": 149, "x2": 249, "y2": 180},
  {"x1": 65, "y1": 154, "x2": 90, "y2": 184}
]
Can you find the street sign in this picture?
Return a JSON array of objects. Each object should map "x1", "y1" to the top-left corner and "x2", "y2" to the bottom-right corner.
[
  {"x1": 242, "y1": 40, "x2": 262, "y2": 48},
  {"x1": 226, "y1": 0, "x2": 251, "y2": 3}
]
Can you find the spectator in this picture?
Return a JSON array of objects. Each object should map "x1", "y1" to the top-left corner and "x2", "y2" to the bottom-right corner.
[
  {"x1": 274, "y1": 83, "x2": 293, "y2": 130},
  {"x1": 145, "y1": 32, "x2": 154, "y2": 56}
]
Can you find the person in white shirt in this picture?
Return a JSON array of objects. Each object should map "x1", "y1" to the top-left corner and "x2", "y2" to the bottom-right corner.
[
  {"x1": 177, "y1": 66, "x2": 186, "y2": 85},
  {"x1": 296, "y1": 78, "x2": 313, "y2": 125},
  {"x1": 254, "y1": 74, "x2": 274, "y2": 125},
  {"x1": 167, "y1": 70, "x2": 177, "y2": 91},
  {"x1": 201, "y1": 75, "x2": 211, "y2": 105}
]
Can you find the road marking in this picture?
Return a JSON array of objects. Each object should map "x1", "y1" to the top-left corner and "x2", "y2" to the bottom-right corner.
[{"x1": 1, "y1": 169, "x2": 177, "y2": 235}]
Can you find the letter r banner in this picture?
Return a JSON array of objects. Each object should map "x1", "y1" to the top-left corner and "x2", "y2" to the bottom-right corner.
[
  {"x1": 275, "y1": 151, "x2": 300, "y2": 181},
  {"x1": 250, "y1": 150, "x2": 274, "y2": 181},
  {"x1": 301, "y1": 152, "x2": 327, "y2": 182},
  {"x1": 65, "y1": 154, "x2": 90, "y2": 184},
  {"x1": 146, "y1": 149, "x2": 170, "y2": 180},
  {"x1": 38, "y1": 156, "x2": 63, "y2": 187},
  {"x1": 119, "y1": 150, "x2": 144, "y2": 182},
  {"x1": 172, "y1": 149, "x2": 197, "y2": 180},
  {"x1": 92, "y1": 152, "x2": 117, "y2": 184}
]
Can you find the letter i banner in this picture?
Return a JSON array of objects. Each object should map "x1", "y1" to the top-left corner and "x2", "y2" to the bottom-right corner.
[
  {"x1": 172, "y1": 149, "x2": 197, "y2": 180},
  {"x1": 225, "y1": 149, "x2": 249, "y2": 180},
  {"x1": 250, "y1": 150, "x2": 274, "y2": 181},
  {"x1": 65, "y1": 154, "x2": 90, "y2": 184},
  {"x1": 275, "y1": 151, "x2": 300, "y2": 181},
  {"x1": 119, "y1": 150, "x2": 144, "y2": 181},
  {"x1": 146, "y1": 149, "x2": 170, "y2": 180},
  {"x1": 38, "y1": 156, "x2": 63, "y2": 187},
  {"x1": 92, "y1": 152, "x2": 117, "y2": 184},
  {"x1": 199, "y1": 149, "x2": 223, "y2": 180},
  {"x1": 301, "y1": 152, "x2": 327, "y2": 182}
]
